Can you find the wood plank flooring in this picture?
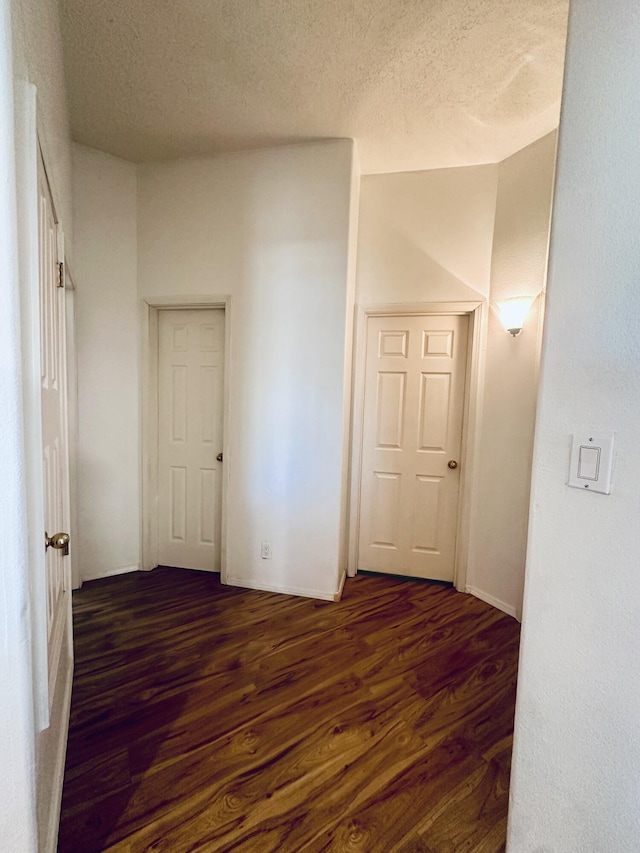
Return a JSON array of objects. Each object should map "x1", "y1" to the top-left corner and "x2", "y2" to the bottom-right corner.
[{"x1": 58, "y1": 568, "x2": 520, "y2": 853}]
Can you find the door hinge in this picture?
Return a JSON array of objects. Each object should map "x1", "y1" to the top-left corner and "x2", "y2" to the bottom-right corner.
[{"x1": 57, "y1": 261, "x2": 64, "y2": 288}]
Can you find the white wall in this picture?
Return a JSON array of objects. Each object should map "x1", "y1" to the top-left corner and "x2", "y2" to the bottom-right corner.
[
  {"x1": 466, "y1": 132, "x2": 557, "y2": 618},
  {"x1": 0, "y1": 4, "x2": 37, "y2": 850},
  {"x1": 12, "y1": 0, "x2": 73, "y2": 244},
  {"x1": 508, "y1": 3, "x2": 640, "y2": 850},
  {"x1": 355, "y1": 151, "x2": 557, "y2": 618},
  {"x1": 104, "y1": 140, "x2": 354, "y2": 600},
  {"x1": 76, "y1": 133, "x2": 558, "y2": 614},
  {"x1": 356, "y1": 163, "x2": 499, "y2": 305},
  {"x1": 2, "y1": 0, "x2": 73, "y2": 850},
  {"x1": 72, "y1": 144, "x2": 139, "y2": 580}
]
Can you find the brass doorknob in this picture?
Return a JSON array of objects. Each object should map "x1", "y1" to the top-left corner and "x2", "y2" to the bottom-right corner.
[
  {"x1": 216, "y1": 452, "x2": 223, "y2": 462},
  {"x1": 448, "y1": 460, "x2": 458, "y2": 470},
  {"x1": 45, "y1": 531, "x2": 70, "y2": 554}
]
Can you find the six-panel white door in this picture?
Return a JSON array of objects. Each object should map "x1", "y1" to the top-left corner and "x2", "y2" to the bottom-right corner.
[
  {"x1": 358, "y1": 314, "x2": 469, "y2": 582},
  {"x1": 158, "y1": 309, "x2": 225, "y2": 571}
]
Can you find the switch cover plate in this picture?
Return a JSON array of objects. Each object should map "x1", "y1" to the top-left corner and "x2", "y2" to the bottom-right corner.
[{"x1": 568, "y1": 434, "x2": 614, "y2": 494}]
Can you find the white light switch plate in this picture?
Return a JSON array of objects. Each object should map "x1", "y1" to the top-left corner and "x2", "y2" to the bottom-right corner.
[{"x1": 568, "y1": 434, "x2": 614, "y2": 494}]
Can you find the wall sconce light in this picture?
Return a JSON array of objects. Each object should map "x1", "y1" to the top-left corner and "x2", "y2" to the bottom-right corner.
[{"x1": 497, "y1": 296, "x2": 534, "y2": 337}]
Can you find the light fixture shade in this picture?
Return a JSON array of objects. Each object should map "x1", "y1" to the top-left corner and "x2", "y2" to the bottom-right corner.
[{"x1": 497, "y1": 296, "x2": 534, "y2": 336}]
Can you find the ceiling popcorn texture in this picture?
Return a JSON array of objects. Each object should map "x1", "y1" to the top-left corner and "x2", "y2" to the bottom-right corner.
[{"x1": 59, "y1": 0, "x2": 569, "y2": 173}]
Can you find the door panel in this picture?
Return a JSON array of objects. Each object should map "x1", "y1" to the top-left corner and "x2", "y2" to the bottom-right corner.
[
  {"x1": 171, "y1": 365, "x2": 188, "y2": 441},
  {"x1": 158, "y1": 308, "x2": 225, "y2": 571},
  {"x1": 358, "y1": 314, "x2": 469, "y2": 582},
  {"x1": 371, "y1": 471, "x2": 401, "y2": 549},
  {"x1": 411, "y1": 474, "x2": 441, "y2": 553},
  {"x1": 419, "y1": 372, "x2": 451, "y2": 451},
  {"x1": 376, "y1": 372, "x2": 406, "y2": 448}
]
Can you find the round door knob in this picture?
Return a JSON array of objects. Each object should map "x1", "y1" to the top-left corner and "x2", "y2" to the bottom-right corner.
[
  {"x1": 448, "y1": 460, "x2": 458, "y2": 470},
  {"x1": 45, "y1": 531, "x2": 70, "y2": 551}
]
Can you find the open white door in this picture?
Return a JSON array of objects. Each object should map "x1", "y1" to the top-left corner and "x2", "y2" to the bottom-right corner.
[
  {"x1": 34, "y1": 153, "x2": 74, "y2": 853},
  {"x1": 38, "y1": 158, "x2": 72, "y2": 698}
]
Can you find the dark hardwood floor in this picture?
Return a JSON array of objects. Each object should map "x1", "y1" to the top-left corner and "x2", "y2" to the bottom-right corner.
[{"x1": 58, "y1": 568, "x2": 520, "y2": 853}]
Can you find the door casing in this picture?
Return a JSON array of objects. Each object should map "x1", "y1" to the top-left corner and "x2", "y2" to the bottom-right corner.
[
  {"x1": 141, "y1": 295, "x2": 232, "y2": 582},
  {"x1": 348, "y1": 301, "x2": 486, "y2": 592}
]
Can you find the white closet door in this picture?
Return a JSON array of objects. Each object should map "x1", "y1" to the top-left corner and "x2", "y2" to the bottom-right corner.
[
  {"x1": 158, "y1": 308, "x2": 225, "y2": 571},
  {"x1": 39, "y1": 163, "x2": 71, "y2": 703},
  {"x1": 358, "y1": 314, "x2": 469, "y2": 582}
]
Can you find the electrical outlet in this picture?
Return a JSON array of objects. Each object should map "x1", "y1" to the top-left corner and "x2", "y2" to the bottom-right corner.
[{"x1": 261, "y1": 541, "x2": 272, "y2": 559}]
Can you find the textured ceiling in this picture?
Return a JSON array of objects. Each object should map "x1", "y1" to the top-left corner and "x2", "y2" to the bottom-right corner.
[{"x1": 59, "y1": 0, "x2": 569, "y2": 173}]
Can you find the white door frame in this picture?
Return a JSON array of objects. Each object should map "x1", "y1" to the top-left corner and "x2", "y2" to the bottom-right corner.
[
  {"x1": 348, "y1": 301, "x2": 486, "y2": 592},
  {"x1": 141, "y1": 295, "x2": 232, "y2": 582}
]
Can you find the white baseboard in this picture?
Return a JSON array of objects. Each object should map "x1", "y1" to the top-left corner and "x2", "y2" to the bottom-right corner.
[
  {"x1": 466, "y1": 585, "x2": 519, "y2": 621},
  {"x1": 225, "y1": 576, "x2": 340, "y2": 602},
  {"x1": 333, "y1": 570, "x2": 346, "y2": 602},
  {"x1": 81, "y1": 563, "x2": 139, "y2": 583}
]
